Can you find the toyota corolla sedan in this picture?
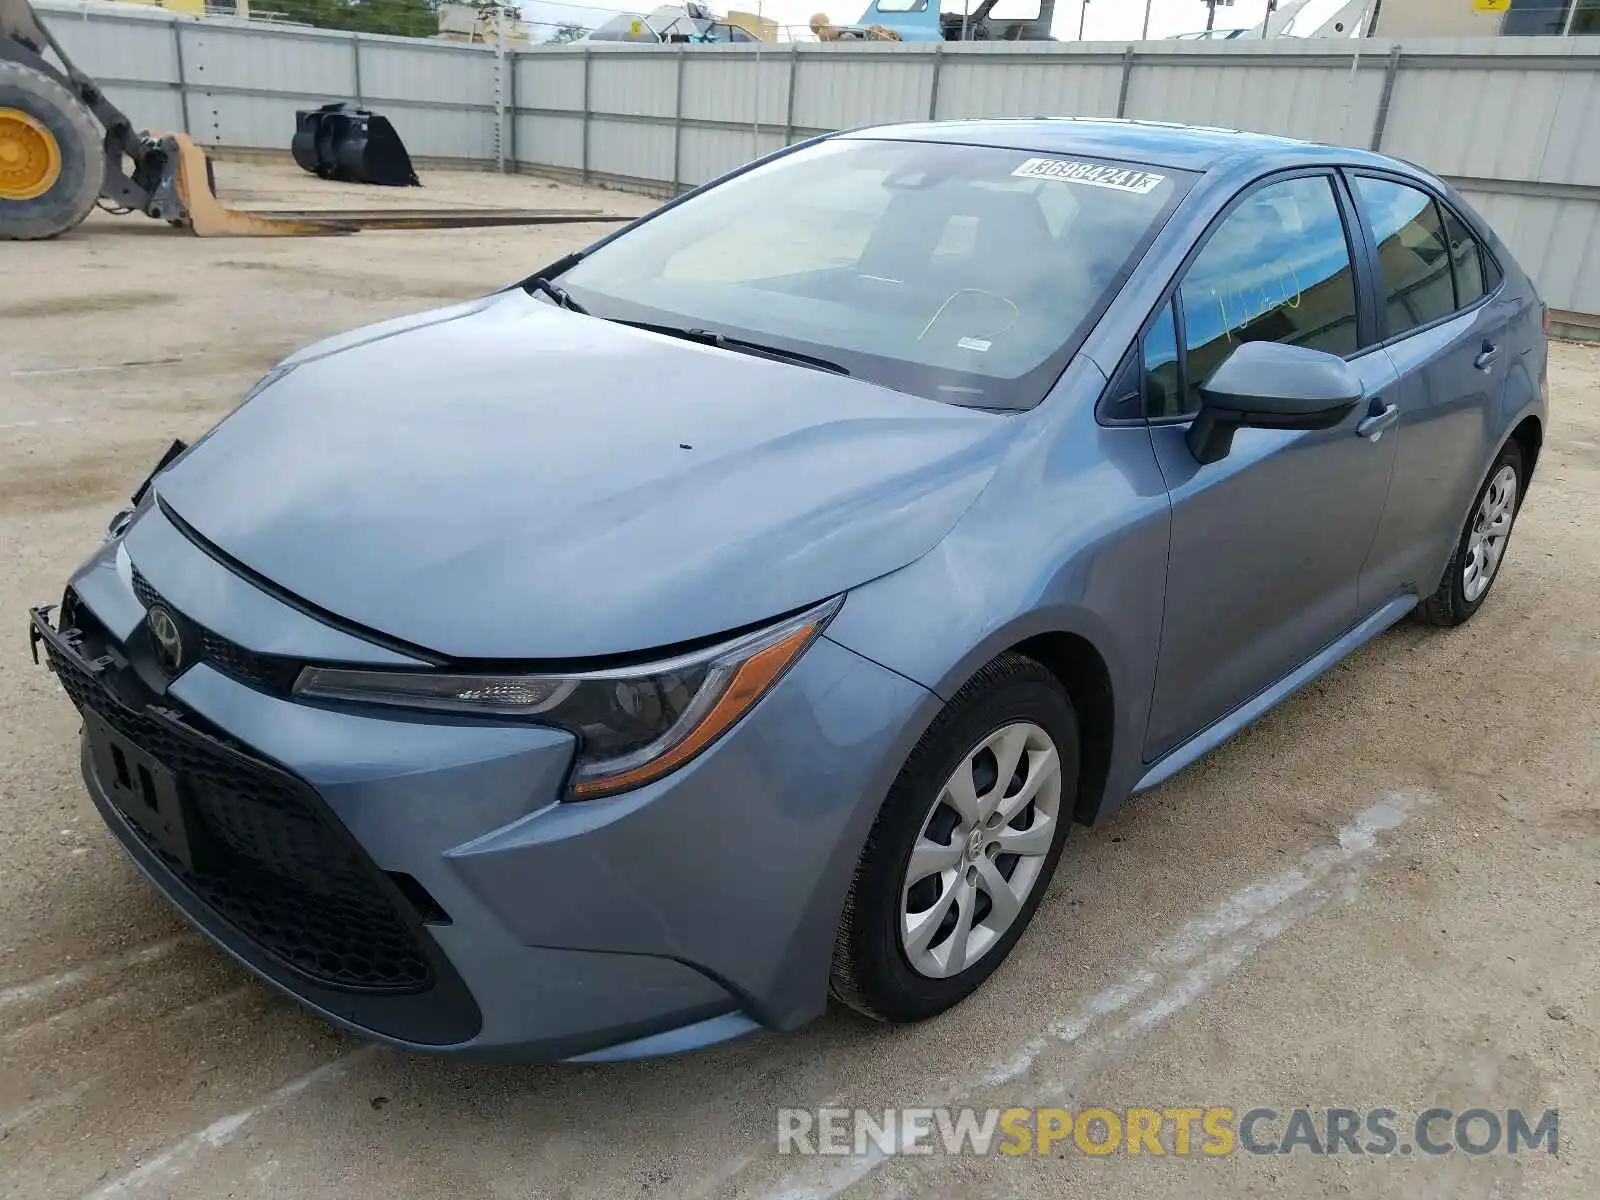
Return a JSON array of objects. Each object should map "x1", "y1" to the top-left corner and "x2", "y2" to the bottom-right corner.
[{"x1": 30, "y1": 120, "x2": 1546, "y2": 1061}]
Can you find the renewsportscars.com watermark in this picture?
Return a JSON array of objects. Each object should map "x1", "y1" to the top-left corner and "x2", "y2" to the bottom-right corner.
[{"x1": 777, "y1": 1106, "x2": 1559, "y2": 1158}]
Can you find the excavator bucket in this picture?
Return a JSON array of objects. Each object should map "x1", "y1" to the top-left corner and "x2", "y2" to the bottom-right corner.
[{"x1": 292, "y1": 103, "x2": 420, "y2": 188}]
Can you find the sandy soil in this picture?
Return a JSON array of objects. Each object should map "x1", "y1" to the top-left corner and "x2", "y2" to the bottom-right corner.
[{"x1": 1, "y1": 159, "x2": 1596, "y2": 1200}]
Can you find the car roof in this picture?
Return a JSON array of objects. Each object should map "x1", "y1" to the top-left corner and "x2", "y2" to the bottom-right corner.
[{"x1": 842, "y1": 118, "x2": 1398, "y2": 176}]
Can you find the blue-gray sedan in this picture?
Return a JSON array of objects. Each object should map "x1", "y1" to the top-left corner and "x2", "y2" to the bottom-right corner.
[{"x1": 31, "y1": 119, "x2": 1547, "y2": 1061}]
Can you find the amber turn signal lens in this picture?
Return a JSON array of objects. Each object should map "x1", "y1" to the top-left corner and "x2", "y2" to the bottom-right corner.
[{"x1": 568, "y1": 621, "x2": 818, "y2": 798}]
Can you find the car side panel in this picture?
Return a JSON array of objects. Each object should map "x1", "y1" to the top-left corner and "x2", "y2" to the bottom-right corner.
[
  {"x1": 823, "y1": 356, "x2": 1173, "y2": 824},
  {"x1": 1143, "y1": 346, "x2": 1400, "y2": 763},
  {"x1": 1344, "y1": 171, "x2": 1545, "y2": 603},
  {"x1": 1361, "y1": 295, "x2": 1516, "y2": 604}
]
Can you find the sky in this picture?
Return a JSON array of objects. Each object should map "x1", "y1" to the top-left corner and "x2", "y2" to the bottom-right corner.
[{"x1": 516, "y1": 0, "x2": 1292, "y2": 41}]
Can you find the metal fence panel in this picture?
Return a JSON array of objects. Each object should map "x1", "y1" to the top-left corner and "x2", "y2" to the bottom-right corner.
[
  {"x1": 359, "y1": 38, "x2": 495, "y2": 108},
  {"x1": 1127, "y1": 55, "x2": 1386, "y2": 145},
  {"x1": 678, "y1": 125, "x2": 785, "y2": 188},
  {"x1": 180, "y1": 26, "x2": 351, "y2": 97},
  {"x1": 515, "y1": 51, "x2": 586, "y2": 112},
  {"x1": 682, "y1": 49, "x2": 790, "y2": 127},
  {"x1": 588, "y1": 114, "x2": 674, "y2": 184},
  {"x1": 514, "y1": 113, "x2": 583, "y2": 170},
  {"x1": 189, "y1": 91, "x2": 302, "y2": 149},
  {"x1": 590, "y1": 50, "x2": 678, "y2": 118},
  {"x1": 1464, "y1": 188, "x2": 1600, "y2": 317},
  {"x1": 935, "y1": 51, "x2": 1123, "y2": 119},
  {"x1": 375, "y1": 102, "x2": 497, "y2": 160},
  {"x1": 42, "y1": 6, "x2": 178, "y2": 82},
  {"x1": 1385, "y1": 57, "x2": 1600, "y2": 187},
  {"x1": 1384, "y1": 67, "x2": 1560, "y2": 180},
  {"x1": 790, "y1": 48, "x2": 931, "y2": 131},
  {"x1": 1538, "y1": 59, "x2": 1600, "y2": 188}
]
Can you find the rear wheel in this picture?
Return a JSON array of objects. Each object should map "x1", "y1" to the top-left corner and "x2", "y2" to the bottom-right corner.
[
  {"x1": 830, "y1": 653, "x2": 1077, "y2": 1022},
  {"x1": 1418, "y1": 440, "x2": 1525, "y2": 627},
  {"x1": 0, "y1": 61, "x2": 102, "y2": 241}
]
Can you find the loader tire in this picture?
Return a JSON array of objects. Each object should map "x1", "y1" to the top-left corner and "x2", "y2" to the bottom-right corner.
[{"x1": 0, "y1": 61, "x2": 103, "y2": 241}]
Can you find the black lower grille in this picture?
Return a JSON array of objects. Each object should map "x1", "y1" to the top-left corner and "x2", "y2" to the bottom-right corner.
[{"x1": 38, "y1": 611, "x2": 430, "y2": 993}]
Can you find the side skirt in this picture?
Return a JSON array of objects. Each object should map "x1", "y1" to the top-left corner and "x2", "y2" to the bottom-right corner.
[{"x1": 1132, "y1": 593, "x2": 1419, "y2": 795}]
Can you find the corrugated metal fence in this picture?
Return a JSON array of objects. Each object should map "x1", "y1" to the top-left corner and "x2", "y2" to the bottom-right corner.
[{"x1": 34, "y1": 2, "x2": 1600, "y2": 325}]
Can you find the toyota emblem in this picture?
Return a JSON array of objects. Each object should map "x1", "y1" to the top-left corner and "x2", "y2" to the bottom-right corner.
[{"x1": 147, "y1": 605, "x2": 185, "y2": 673}]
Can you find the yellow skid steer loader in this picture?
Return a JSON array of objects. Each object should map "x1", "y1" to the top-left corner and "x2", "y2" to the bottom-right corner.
[{"x1": 1, "y1": 0, "x2": 622, "y2": 239}]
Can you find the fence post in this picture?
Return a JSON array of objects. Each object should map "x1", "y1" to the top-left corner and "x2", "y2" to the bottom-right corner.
[
  {"x1": 1369, "y1": 45, "x2": 1403, "y2": 152},
  {"x1": 506, "y1": 47, "x2": 518, "y2": 171},
  {"x1": 171, "y1": 17, "x2": 190, "y2": 136},
  {"x1": 1116, "y1": 44, "x2": 1134, "y2": 119},
  {"x1": 784, "y1": 45, "x2": 799, "y2": 144},
  {"x1": 581, "y1": 47, "x2": 592, "y2": 185},
  {"x1": 927, "y1": 44, "x2": 943, "y2": 121},
  {"x1": 672, "y1": 47, "x2": 686, "y2": 195},
  {"x1": 494, "y1": 11, "x2": 508, "y2": 173},
  {"x1": 777, "y1": 45, "x2": 796, "y2": 144},
  {"x1": 351, "y1": 32, "x2": 362, "y2": 105}
]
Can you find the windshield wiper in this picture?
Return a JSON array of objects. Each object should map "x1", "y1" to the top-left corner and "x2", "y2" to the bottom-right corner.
[
  {"x1": 526, "y1": 274, "x2": 587, "y2": 315},
  {"x1": 613, "y1": 320, "x2": 849, "y2": 377}
]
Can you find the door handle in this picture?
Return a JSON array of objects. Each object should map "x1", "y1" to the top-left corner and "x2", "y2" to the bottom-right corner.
[
  {"x1": 1474, "y1": 343, "x2": 1503, "y2": 371},
  {"x1": 1357, "y1": 403, "x2": 1400, "y2": 442}
]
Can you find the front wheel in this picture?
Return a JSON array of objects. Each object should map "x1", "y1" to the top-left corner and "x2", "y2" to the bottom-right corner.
[
  {"x1": 0, "y1": 62, "x2": 103, "y2": 241},
  {"x1": 830, "y1": 653, "x2": 1077, "y2": 1023},
  {"x1": 1418, "y1": 440, "x2": 1525, "y2": 627}
]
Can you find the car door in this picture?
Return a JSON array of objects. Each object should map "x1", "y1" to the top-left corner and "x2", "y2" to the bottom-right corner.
[
  {"x1": 1344, "y1": 173, "x2": 1516, "y2": 606},
  {"x1": 1141, "y1": 171, "x2": 1402, "y2": 763}
]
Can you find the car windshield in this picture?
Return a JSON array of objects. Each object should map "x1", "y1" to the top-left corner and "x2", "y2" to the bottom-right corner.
[{"x1": 557, "y1": 138, "x2": 1190, "y2": 409}]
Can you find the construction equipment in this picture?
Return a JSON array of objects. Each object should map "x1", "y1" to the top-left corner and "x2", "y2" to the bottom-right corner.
[
  {"x1": 823, "y1": 0, "x2": 1056, "y2": 43},
  {"x1": 292, "y1": 103, "x2": 421, "y2": 188},
  {"x1": 1258, "y1": 0, "x2": 1373, "y2": 37},
  {"x1": 584, "y1": 4, "x2": 765, "y2": 43},
  {"x1": 1, "y1": 0, "x2": 625, "y2": 239}
]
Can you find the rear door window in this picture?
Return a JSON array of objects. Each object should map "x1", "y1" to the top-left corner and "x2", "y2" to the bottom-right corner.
[{"x1": 1353, "y1": 177, "x2": 1456, "y2": 338}]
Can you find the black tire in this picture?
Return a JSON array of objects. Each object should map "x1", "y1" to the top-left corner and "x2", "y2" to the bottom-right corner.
[
  {"x1": 830, "y1": 652, "x2": 1078, "y2": 1023},
  {"x1": 1418, "y1": 439, "x2": 1525, "y2": 627},
  {"x1": 0, "y1": 61, "x2": 103, "y2": 242}
]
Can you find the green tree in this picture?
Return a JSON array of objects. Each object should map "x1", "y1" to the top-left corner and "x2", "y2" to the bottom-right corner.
[
  {"x1": 267, "y1": 0, "x2": 442, "y2": 38},
  {"x1": 547, "y1": 21, "x2": 589, "y2": 42}
]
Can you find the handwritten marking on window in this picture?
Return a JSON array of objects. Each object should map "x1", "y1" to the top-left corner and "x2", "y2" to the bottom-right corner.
[{"x1": 1204, "y1": 260, "x2": 1306, "y2": 344}]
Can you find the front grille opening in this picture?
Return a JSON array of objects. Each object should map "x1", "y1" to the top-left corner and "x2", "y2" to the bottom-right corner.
[
  {"x1": 387, "y1": 871, "x2": 452, "y2": 926},
  {"x1": 39, "y1": 618, "x2": 435, "y2": 993}
]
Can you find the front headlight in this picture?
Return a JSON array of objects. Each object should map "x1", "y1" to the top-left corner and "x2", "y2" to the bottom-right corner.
[{"x1": 293, "y1": 598, "x2": 841, "y2": 799}]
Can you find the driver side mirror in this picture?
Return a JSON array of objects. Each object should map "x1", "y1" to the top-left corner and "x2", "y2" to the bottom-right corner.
[{"x1": 1186, "y1": 341, "x2": 1365, "y2": 465}]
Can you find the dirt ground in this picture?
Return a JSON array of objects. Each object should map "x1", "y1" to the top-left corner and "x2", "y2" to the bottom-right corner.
[{"x1": 1, "y1": 160, "x2": 1596, "y2": 1200}]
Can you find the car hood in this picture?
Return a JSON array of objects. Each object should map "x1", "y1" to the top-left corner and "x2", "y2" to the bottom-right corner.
[{"x1": 155, "y1": 290, "x2": 1015, "y2": 659}]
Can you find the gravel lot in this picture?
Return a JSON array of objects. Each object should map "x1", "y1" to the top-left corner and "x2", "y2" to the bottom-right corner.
[{"x1": 1, "y1": 159, "x2": 1596, "y2": 1200}]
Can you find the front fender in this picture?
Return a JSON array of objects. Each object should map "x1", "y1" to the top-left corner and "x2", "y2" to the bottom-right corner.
[{"x1": 824, "y1": 369, "x2": 1173, "y2": 824}]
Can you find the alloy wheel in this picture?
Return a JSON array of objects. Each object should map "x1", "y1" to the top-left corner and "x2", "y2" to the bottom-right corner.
[
  {"x1": 1463, "y1": 463, "x2": 1517, "y2": 603},
  {"x1": 900, "y1": 721, "x2": 1062, "y2": 979}
]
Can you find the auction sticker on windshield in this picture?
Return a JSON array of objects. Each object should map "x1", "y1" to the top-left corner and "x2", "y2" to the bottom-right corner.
[{"x1": 1011, "y1": 158, "x2": 1166, "y2": 194}]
